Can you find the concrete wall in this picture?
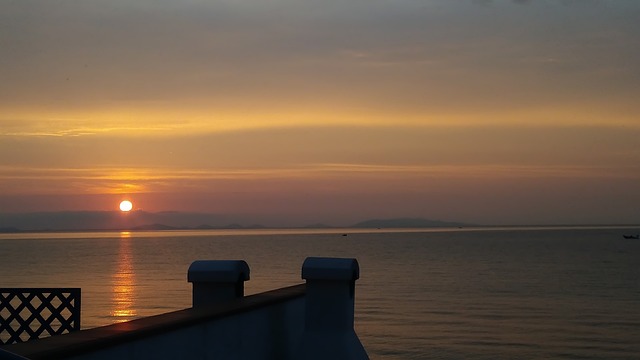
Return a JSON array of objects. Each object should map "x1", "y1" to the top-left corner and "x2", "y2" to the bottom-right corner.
[
  {"x1": 69, "y1": 297, "x2": 305, "y2": 360},
  {"x1": 2, "y1": 258, "x2": 368, "y2": 360}
]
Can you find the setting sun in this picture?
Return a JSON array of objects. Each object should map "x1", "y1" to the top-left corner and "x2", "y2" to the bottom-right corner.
[{"x1": 119, "y1": 200, "x2": 133, "y2": 212}]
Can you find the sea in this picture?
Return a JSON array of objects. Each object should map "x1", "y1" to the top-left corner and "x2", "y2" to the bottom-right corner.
[{"x1": 1, "y1": 226, "x2": 639, "y2": 359}]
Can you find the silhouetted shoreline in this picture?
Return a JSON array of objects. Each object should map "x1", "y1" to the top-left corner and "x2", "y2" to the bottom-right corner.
[{"x1": 1, "y1": 222, "x2": 639, "y2": 234}]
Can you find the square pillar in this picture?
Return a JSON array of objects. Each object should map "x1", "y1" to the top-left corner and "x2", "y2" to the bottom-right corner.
[
  {"x1": 295, "y1": 257, "x2": 369, "y2": 360},
  {"x1": 187, "y1": 260, "x2": 250, "y2": 308}
]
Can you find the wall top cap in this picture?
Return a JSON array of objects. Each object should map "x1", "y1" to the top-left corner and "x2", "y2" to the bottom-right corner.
[
  {"x1": 187, "y1": 260, "x2": 250, "y2": 283},
  {"x1": 302, "y1": 257, "x2": 360, "y2": 281}
]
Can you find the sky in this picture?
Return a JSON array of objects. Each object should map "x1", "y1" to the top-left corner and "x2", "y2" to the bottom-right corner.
[{"x1": 1, "y1": 0, "x2": 640, "y2": 226}]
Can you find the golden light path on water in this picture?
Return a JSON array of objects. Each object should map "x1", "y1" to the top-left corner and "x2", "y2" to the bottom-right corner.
[{"x1": 111, "y1": 231, "x2": 136, "y2": 322}]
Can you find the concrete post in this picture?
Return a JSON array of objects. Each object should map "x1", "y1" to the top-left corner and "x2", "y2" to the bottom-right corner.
[
  {"x1": 187, "y1": 260, "x2": 250, "y2": 308},
  {"x1": 295, "y1": 257, "x2": 369, "y2": 360}
]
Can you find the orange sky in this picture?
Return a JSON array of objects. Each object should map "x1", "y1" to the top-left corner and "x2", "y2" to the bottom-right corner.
[{"x1": 1, "y1": 0, "x2": 639, "y2": 226}]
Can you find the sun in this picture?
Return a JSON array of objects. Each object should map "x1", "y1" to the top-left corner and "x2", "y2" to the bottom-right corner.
[{"x1": 119, "y1": 200, "x2": 133, "y2": 212}]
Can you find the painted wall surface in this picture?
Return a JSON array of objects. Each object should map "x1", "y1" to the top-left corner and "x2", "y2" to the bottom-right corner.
[{"x1": 68, "y1": 297, "x2": 305, "y2": 360}]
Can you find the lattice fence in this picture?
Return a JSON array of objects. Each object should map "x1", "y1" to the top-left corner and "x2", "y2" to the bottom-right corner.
[{"x1": 0, "y1": 288, "x2": 81, "y2": 345}]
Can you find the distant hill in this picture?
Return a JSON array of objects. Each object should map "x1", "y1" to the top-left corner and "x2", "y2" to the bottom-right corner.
[
  {"x1": 0, "y1": 211, "x2": 242, "y2": 232},
  {"x1": 0, "y1": 211, "x2": 469, "y2": 232},
  {"x1": 196, "y1": 223, "x2": 267, "y2": 230},
  {"x1": 351, "y1": 217, "x2": 467, "y2": 228},
  {"x1": 130, "y1": 223, "x2": 185, "y2": 231},
  {"x1": 302, "y1": 223, "x2": 332, "y2": 229}
]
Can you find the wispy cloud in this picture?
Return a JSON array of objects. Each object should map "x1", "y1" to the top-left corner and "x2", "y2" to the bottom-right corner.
[
  {"x1": 0, "y1": 116, "x2": 191, "y2": 137},
  {"x1": 2, "y1": 1, "x2": 638, "y2": 132},
  {"x1": 2, "y1": 160, "x2": 638, "y2": 197}
]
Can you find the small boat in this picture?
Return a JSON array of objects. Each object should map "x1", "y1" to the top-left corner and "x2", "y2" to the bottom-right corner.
[{"x1": 622, "y1": 234, "x2": 639, "y2": 239}]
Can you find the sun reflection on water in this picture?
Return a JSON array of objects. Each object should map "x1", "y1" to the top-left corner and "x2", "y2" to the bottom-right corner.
[{"x1": 111, "y1": 231, "x2": 137, "y2": 322}]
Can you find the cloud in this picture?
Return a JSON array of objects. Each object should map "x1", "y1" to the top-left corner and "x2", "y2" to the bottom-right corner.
[
  {"x1": 2, "y1": 125, "x2": 639, "y2": 191},
  {"x1": 2, "y1": 0, "x2": 639, "y2": 133}
]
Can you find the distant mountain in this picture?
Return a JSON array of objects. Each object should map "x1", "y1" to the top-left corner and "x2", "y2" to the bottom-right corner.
[
  {"x1": 0, "y1": 211, "x2": 469, "y2": 232},
  {"x1": 130, "y1": 223, "x2": 185, "y2": 231},
  {"x1": 0, "y1": 211, "x2": 240, "y2": 231},
  {"x1": 302, "y1": 223, "x2": 332, "y2": 229},
  {"x1": 194, "y1": 223, "x2": 268, "y2": 230},
  {"x1": 351, "y1": 217, "x2": 467, "y2": 228}
]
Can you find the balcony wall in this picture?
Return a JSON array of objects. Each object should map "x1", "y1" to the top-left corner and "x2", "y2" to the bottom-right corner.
[{"x1": 3, "y1": 285, "x2": 305, "y2": 360}]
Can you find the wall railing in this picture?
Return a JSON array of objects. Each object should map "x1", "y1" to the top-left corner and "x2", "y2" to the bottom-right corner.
[
  {"x1": 2, "y1": 258, "x2": 368, "y2": 360},
  {"x1": 0, "y1": 288, "x2": 81, "y2": 345}
]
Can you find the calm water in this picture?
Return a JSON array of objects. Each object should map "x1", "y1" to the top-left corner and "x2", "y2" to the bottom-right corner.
[{"x1": 1, "y1": 227, "x2": 640, "y2": 359}]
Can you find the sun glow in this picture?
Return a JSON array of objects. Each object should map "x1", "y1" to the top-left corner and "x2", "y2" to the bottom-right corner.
[{"x1": 119, "y1": 200, "x2": 133, "y2": 212}]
